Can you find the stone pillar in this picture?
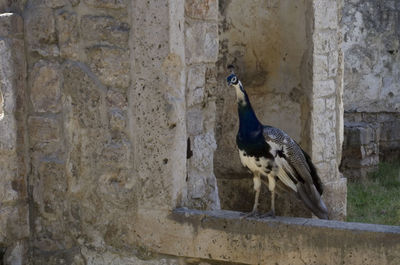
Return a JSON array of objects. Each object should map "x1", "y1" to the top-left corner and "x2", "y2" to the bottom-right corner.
[
  {"x1": 130, "y1": 0, "x2": 187, "y2": 211},
  {"x1": 310, "y1": 0, "x2": 347, "y2": 220},
  {"x1": 0, "y1": 13, "x2": 29, "y2": 265},
  {"x1": 184, "y1": 0, "x2": 220, "y2": 210}
]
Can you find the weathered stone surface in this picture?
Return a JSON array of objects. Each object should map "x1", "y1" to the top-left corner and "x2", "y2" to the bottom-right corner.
[
  {"x1": 186, "y1": 21, "x2": 218, "y2": 64},
  {"x1": 83, "y1": 0, "x2": 127, "y2": 9},
  {"x1": 164, "y1": 208, "x2": 400, "y2": 264},
  {"x1": 81, "y1": 247, "x2": 181, "y2": 265},
  {"x1": 187, "y1": 107, "x2": 203, "y2": 135},
  {"x1": 185, "y1": 0, "x2": 218, "y2": 21},
  {"x1": 314, "y1": 0, "x2": 338, "y2": 30},
  {"x1": 28, "y1": 116, "x2": 60, "y2": 145},
  {"x1": 55, "y1": 10, "x2": 79, "y2": 59},
  {"x1": 106, "y1": 88, "x2": 127, "y2": 109},
  {"x1": 0, "y1": 13, "x2": 23, "y2": 37},
  {"x1": 81, "y1": 15, "x2": 129, "y2": 47},
  {"x1": 0, "y1": 204, "x2": 29, "y2": 244},
  {"x1": 108, "y1": 108, "x2": 125, "y2": 132},
  {"x1": 69, "y1": 0, "x2": 80, "y2": 6},
  {"x1": 4, "y1": 241, "x2": 28, "y2": 265},
  {"x1": 314, "y1": 30, "x2": 337, "y2": 54},
  {"x1": 44, "y1": 0, "x2": 66, "y2": 8},
  {"x1": 187, "y1": 65, "x2": 206, "y2": 107},
  {"x1": 30, "y1": 60, "x2": 61, "y2": 113},
  {"x1": 0, "y1": 89, "x2": 3, "y2": 120},
  {"x1": 62, "y1": 62, "x2": 103, "y2": 128},
  {"x1": 86, "y1": 45, "x2": 130, "y2": 88},
  {"x1": 342, "y1": 0, "x2": 400, "y2": 112},
  {"x1": 314, "y1": 80, "x2": 336, "y2": 97},
  {"x1": 24, "y1": 6, "x2": 59, "y2": 57},
  {"x1": 323, "y1": 177, "x2": 347, "y2": 221}
]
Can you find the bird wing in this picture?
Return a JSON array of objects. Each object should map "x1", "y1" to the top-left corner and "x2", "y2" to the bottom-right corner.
[
  {"x1": 262, "y1": 126, "x2": 316, "y2": 188},
  {"x1": 263, "y1": 125, "x2": 328, "y2": 219}
]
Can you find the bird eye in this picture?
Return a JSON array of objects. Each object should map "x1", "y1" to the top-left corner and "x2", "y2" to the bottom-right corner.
[{"x1": 232, "y1": 76, "x2": 237, "y2": 83}]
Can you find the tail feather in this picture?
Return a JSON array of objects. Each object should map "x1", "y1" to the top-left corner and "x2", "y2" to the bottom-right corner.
[{"x1": 297, "y1": 183, "x2": 329, "y2": 219}]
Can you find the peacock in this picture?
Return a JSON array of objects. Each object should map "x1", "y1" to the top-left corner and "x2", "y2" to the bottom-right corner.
[{"x1": 226, "y1": 67, "x2": 329, "y2": 219}]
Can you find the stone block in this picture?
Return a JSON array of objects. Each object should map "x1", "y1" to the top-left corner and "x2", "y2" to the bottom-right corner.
[
  {"x1": 314, "y1": 0, "x2": 338, "y2": 30},
  {"x1": 28, "y1": 116, "x2": 60, "y2": 145},
  {"x1": 101, "y1": 137, "x2": 131, "y2": 167},
  {"x1": 4, "y1": 241, "x2": 28, "y2": 265},
  {"x1": 0, "y1": 207, "x2": 28, "y2": 248},
  {"x1": 314, "y1": 30, "x2": 337, "y2": 54},
  {"x1": 106, "y1": 88, "x2": 127, "y2": 109},
  {"x1": 185, "y1": 0, "x2": 218, "y2": 21},
  {"x1": 0, "y1": 90, "x2": 3, "y2": 121},
  {"x1": 69, "y1": 0, "x2": 80, "y2": 6},
  {"x1": 44, "y1": 0, "x2": 67, "y2": 8},
  {"x1": 25, "y1": 6, "x2": 59, "y2": 57},
  {"x1": 83, "y1": 0, "x2": 127, "y2": 9},
  {"x1": 313, "y1": 54, "x2": 328, "y2": 81},
  {"x1": 62, "y1": 62, "x2": 102, "y2": 128},
  {"x1": 0, "y1": 38, "x2": 14, "y2": 84},
  {"x1": 31, "y1": 159, "x2": 67, "y2": 220},
  {"x1": 187, "y1": 107, "x2": 204, "y2": 135},
  {"x1": 108, "y1": 108, "x2": 126, "y2": 132},
  {"x1": 190, "y1": 132, "x2": 216, "y2": 172},
  {"x1": 0, "y1": 158, "x2": 18, "y2": 202},
  {"x1": 323, "y1": 177, "x2": 347, "y2": 221},
  {"x1": 328, "y1": 51, "x2": 339, "y2": 78},
  {"x1": 0, "y1": 111, "x2": 16, "y2": 151},
  {"x1": 0, "y1": 13, "x2": 23, "y2": 37},
  {"x1": 55, "y1": 10, "x2": 79, "y2": 59},
  {"x1": 185, "y1": 21, "x2": 218, "y2": 64},
  {"x1": 30, "y1": 60, "x2": 61, "y2": 113},
  {"x1": 81, "y1": 15, "x2": 129, "y2": 48},
  {"x1": 314, "y1": 79, "x2": 336, "y2": 98},
  {"x1": 86, "y1": 45, "x2": 130, "y2": 88},
  {"x1": 187, "y1": 65, "x2": 206, "y2": 107},
  {"x1": 325, "y1": 97, "x2": 336, "y2": 111}
]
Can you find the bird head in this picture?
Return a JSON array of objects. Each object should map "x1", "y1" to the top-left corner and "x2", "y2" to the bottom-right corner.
[
  {"x1": 227, "y1": 64, "x2": 239, "y2": 86},
  {"x1": 227, "y1": 73, "x2": 239, "y2": 86}
]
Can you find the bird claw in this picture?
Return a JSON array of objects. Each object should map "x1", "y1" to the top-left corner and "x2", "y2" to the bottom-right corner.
[
  {"x1": 239, "y1": 210, "x2": 260, "y2": 219},
  {"x1": 260, "y1": 210, "x2": 276, "y2": 218}
]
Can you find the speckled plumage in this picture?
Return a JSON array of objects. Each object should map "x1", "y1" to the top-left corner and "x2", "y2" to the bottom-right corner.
[{"x1": 227, "y1": 72, "x2": 328, "y2": 219}]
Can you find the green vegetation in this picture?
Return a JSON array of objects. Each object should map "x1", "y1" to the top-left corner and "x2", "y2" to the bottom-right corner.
[{"x1": 347, "y1": 162, "x2": 400, "y2": 226}]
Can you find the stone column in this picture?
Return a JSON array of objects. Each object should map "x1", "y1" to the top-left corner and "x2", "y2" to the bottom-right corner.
[
  {"x1": 0, "y1": 13, "x2": 29, "y2": 265},
  {"x1": 184, "y1": 0, "x2": 220, "y2": 210},
  {"x1": 310, "y1": 0, "x2": 347, "y2": 220},
  {"x1": 130, "y1": 0, "x2": 187, "y2": 211}
]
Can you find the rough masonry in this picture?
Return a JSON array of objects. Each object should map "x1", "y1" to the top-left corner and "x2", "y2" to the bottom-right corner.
[{"x1": 0, "y1": 0, "x2": 353, "y2": 264}]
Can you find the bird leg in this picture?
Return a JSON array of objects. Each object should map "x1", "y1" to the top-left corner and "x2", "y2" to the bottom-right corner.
[
  {"x1": 261, "y1": 174, "x2": 276, "y2": 218},
  {"x1": 240, "y1": 174, "x2": 261, "y2": 218}
]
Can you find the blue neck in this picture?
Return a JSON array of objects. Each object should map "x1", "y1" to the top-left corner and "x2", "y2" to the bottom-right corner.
[{"x1": 238, "y1": 91, "x2": 262, "y2": 137}]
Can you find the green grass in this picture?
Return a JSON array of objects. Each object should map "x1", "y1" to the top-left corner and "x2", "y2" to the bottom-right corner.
[{"x1": 347, "y1": 162, "x2": 400, "y2": 226}]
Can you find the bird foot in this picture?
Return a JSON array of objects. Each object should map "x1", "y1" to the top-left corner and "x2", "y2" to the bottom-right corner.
[
  {"x1": 260, "y1": 210, "x2": 276, "y2": 218},
  {"x1": 239, "y1": 210, "x2": 260, "y2": 219}
]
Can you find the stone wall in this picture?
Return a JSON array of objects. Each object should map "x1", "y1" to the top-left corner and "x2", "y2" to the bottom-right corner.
[
  {"x1": 340, "y1": 0, "x2": 400, "y2": 177},
  {"x1": 0, "y1": 0, "x2": 349, "y2": 264},
  {"x1": 0, "y1": 13, "x2": 29, "y2": 265},
  {"x1": 184, "y1": 0, "x2": 220, "y2": 210},
  {"x1": 309, "y1": 0, "x2": 346, "y2": 220}
]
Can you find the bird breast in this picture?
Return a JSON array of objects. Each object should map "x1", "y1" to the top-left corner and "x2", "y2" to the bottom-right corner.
[{"x1": 238, "y1": 150, "x2": 272, "y2": 176}]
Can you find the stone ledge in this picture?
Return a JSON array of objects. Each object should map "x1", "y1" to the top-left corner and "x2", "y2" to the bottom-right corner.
[{"x1": 135, "y1": 208, "x2": 400, "y2": 265}]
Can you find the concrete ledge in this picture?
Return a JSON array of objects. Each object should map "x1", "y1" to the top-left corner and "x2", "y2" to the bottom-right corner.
[{"x1": 135, "y1": 208, "x2": 400, "y2": 265}]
